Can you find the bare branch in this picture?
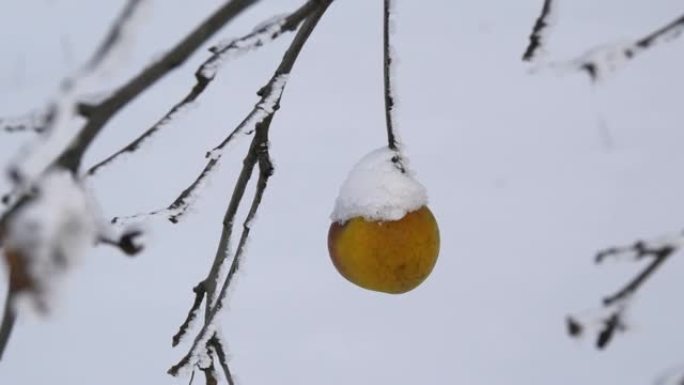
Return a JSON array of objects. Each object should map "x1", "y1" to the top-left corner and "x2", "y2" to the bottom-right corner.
[
  {"x1": 86, "y1": 0, "x2": 319, "y2": 176},
  {"x1": 567, "y1": 232, "x2": 680, "y2": 349},
  {"x1": 601, "y1": 245, "x2": 673, "y2": 306},
  {"x1": 522, "y1": 0, "x2": 554, "y2": 61}
]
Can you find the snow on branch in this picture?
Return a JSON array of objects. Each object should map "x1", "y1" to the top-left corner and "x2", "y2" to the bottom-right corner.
[
  {"x1": 522, "y1": 0, "x2": 555, "y2": 61},
  {"x1": 9, "y1": 0, "x2": 150, "y2": 183},
  {"x1": 1, "y1": 0, "x2": 257, "y2": 363},
  {"x1": 560, "y1": 12, "x2": 684, "y2": 82},
  {"x1": 110, "y1": 73, "x2": 289, "y2": 226},
  {"x1": 168, "y1": 2, "x2": 333, "y2": 379},
  {"x1": 0, "y1": 169, "x2": 98, "y2": 359},
  {"x1": 86, "y1": 0, "x2": 320, "y2": 177},
  {"x1": 52, "y1": 0, "x2": 260, "y2": 175},
  {"x1": 567, "y1": 232, "x2": 682, "y2": 349}
]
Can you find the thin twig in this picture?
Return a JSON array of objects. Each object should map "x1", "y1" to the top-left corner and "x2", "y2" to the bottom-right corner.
[
  {"x1": 84, "y1": 0, "x2": 147, "y2": 73},
  {"x1": 601, "y1": 246, "x2": 673, "y2": 306},
  {"x1": 172, "y1": 283, "x2": 207, "y2": 347},
  {"x1": 567, "y1": 233, "x2": 681, "y2": 349},
  {"x1": 200, "y1": 360, "x2": 219, "y2": 385},
  {"x1": 522, "y1": 0, "x2": 554, "y2": 61},
  {"x1": 86, "y1": 0, "x2": 319, "y2": 176},
  {"x1": 0, "y1": 109, "x2": 54, "y2": 134},
  {"x1": 568, "y1": 12, "x2": 684, "y2": 81},
  {"x1": 54, "y1": 0, "x2": 260, "y2": 173}
]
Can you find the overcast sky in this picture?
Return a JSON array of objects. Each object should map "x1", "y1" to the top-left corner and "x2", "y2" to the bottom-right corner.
[{"x1": 1, "y1": 0, "x2": 684, "y2": 384}]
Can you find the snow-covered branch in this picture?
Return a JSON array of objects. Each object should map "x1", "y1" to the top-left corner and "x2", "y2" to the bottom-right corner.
[
  {"x1": 0, "y1": 0, "x2": 258, "y2": 363},
  {"x1": 564, "y1": 12, "x2": 684, "y2": 81},
  {"x1": 522, "y1": 0, "x2": 555, "y2": 61},
  {"x1": 167, "y1": 2, "x2": 333, "y2": 379},
  {"x1": 86, "y1": 0, "x2": 320, "y2": 177},
  {"x1": 54, "y1": 0, "x2": 260, "y2": 174},
  {"x1": 567, "y1": 232, "x2": 681, "y2": 349}
]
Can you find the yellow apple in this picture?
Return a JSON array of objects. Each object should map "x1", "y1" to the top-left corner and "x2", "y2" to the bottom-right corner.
[{"x1": 328, "y1": 206, "x2": 440, "y2": 294}]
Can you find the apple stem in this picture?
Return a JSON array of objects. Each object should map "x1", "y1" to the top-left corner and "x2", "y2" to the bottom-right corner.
[{"x1": 383, "y1": 0, "x2": 398, "y2": 152}]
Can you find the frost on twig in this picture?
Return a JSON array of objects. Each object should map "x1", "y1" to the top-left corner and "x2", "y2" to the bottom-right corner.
[
  {"x1": 111, "y1": 74, "x2": 290, "y2": 226},
  {"x1": 567, "y1": 232, "x2": 680, "y2": 349},
  {"x1": 168, "y1": 2, "x2": 332, "y2": 380},
  {"x1": 86, "y1": 0, "x2": 319, "y2": 176},
  {"x1": 0, "y1": 168, "x2": 146, "y2": 359},
  {"x1": 0, "y1": 169, "x2": 98, "y2": 359},
  {"x1": 522, "y1": 0, "x2": 555, "y2": 61},
  {"x1": 9, "y1": 0, "x2": 150, "y2": 182},
  {"x1": 549, "y1": 12, "x2": 684, "y2": 82}
]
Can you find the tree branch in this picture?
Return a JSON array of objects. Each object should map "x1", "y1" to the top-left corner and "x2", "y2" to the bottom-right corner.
[
  {"x1": 567, "y1": 12, "x2": 684, "y2": 81},
  {"x1": 84, "y1": 0, "x2": 148, "y2": 73},
  {"x1": 168, "y1": 1, "x2": 333, "y2": 376},
  {"x1": 522, "y1": 0, "x2": 554, "y2": 61},
  {"x1": 54, "y1": 0, "x2": 260, "y2": 174},
  {"x1": 86, "y1": 0, "x2": 320, "y2": 176},
  {"x1": 0, "y1": 0, "x2": 255, "y2": 361},
  {"x1": 172, "y1": 282, "x2": 207, "y2": 347}
]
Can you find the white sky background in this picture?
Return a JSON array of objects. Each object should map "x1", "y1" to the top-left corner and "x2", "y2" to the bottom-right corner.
[{"x1": 1, "y1": 0, "x2": 684, "y2": 384}]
